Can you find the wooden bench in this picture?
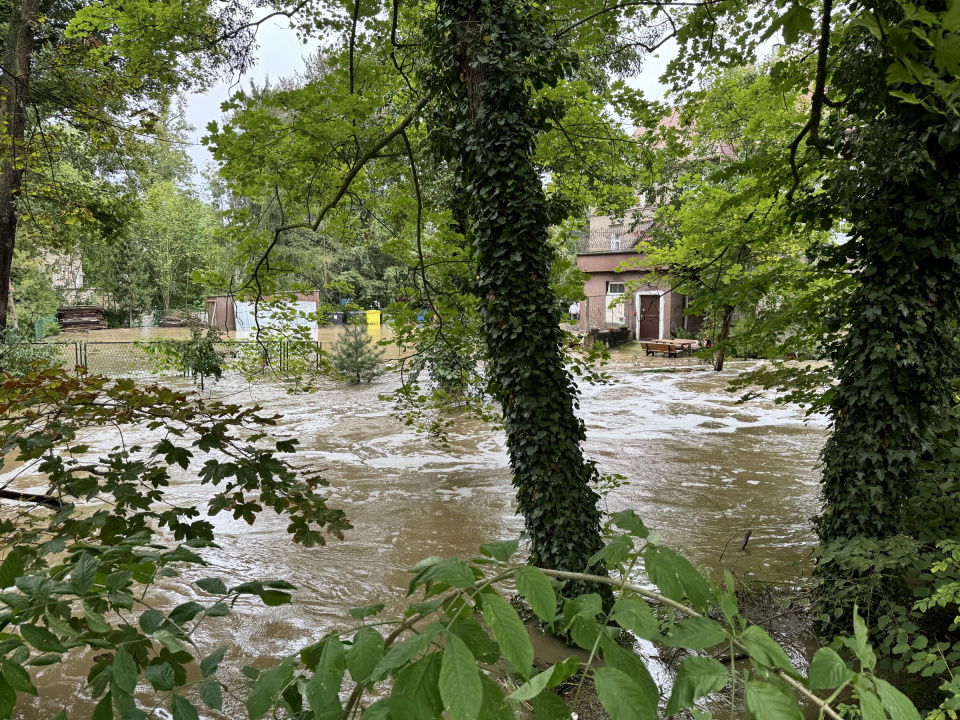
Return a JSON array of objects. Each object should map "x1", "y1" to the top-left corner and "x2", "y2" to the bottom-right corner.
[
  {"x1": 642, "y1": 341, "x2": 695, "y2": 357},
  {"x1": 642, "y1": 342, "x2": 681, "y2": 357}
]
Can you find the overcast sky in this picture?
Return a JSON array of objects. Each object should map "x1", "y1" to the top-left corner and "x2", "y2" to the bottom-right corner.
[{"x1": 182, "y1": 17, "x2": 676, "y2": 179}]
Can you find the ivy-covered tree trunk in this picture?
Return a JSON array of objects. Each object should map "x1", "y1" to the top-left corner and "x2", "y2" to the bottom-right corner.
[
  {"x1": 816, "y1": 24, "x2": 960, "y2": 552},
  {"x1": 0, "y1": 0, "x2": 39, "y2": 329},
  {"x1": 433, "y1": 0, "x2": 607, "y2": 587}
]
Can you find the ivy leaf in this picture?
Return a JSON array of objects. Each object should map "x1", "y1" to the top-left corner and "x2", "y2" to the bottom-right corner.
[
  {"x1": 743, "y1": 681, "x2": 802, "y2": 720},
  {"x1": 514, "y1": 567, "x2": 557, "y2": 621},
  {"x1": 439, "y1": 633, "x2": 482, "y2": 720},
  {"x1": 346, "y1": 627, "x2": 384, "y2": 683},
  {"x1": 482, "y1": 594, "x2": 533, "y2": 679},
  {"x1": 807, "y1": 648, "x2": 852, "y2": 689},
  {"x1": 665, "y1": 656, "x2": 728, "y2": 716}
]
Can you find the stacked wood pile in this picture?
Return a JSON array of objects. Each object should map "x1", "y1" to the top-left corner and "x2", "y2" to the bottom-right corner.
[
  {"x1": 158, "y1": 316, "x2": 191, "y2": 327},
  {"x1": 57, "y1": 306, "x2": 106, "y2": 332}
]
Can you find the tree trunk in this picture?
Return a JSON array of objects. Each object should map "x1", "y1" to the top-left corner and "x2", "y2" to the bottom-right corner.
[
  {"x1": 713, "y1": 306, "x2": 733, "y2": 372},
  {"x1": 0, "y1": 0, "x2": 40, "y2": 329},
  {"x1": 7, "y1": 279, "x2": 17, "y2": 329},
  {"x1": 435, "y1": 0, "x2": 608, "y2": 597}
]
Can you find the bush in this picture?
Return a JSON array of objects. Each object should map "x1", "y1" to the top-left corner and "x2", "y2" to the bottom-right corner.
[
  {"x1": 0, "y1": 330, "x2": 62, "y2": 376},
  {"x1": 329, "y1": 322, "x2": 386, "y2": 383}
]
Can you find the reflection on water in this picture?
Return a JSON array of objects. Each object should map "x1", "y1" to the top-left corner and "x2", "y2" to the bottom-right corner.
[{"x1": 7, "y1": 348, "x2": 826, "y2": 717}]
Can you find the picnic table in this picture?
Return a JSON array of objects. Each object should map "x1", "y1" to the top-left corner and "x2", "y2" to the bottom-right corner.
[{"x1": 641, "y1": 339, "x2": 697, "y2": 357}]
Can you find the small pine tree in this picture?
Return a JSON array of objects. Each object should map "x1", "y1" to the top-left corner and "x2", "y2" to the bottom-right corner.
[{"x1": 329, "y1": 323, "x2": 386, "y2": 383}]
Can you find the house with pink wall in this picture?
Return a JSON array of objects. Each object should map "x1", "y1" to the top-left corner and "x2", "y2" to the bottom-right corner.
[{"x1": 574, "y1": 213, "x2": 702, "y2": 340}]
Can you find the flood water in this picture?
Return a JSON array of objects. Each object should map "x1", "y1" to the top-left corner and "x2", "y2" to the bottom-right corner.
[{"x1": 6, "y1": 334, "x2": 827, "y2": 718}]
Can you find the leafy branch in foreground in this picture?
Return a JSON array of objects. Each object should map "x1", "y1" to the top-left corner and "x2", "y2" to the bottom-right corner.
[
  {"x1": 239, "y1": 510, "x2": 921, "y2": 720},
  {"x1": 0, "y1": 368, "x2": 351, "y2": 720}
]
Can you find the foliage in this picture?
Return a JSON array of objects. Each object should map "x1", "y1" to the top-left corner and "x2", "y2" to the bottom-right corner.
[
  {"x1": 0, "y1": 330, "x2": 62, "y2": 376},
  {"x1": 235, "y1": 513, "x2": 917, "y2": 720},
  {"x1": 329, "y1": 321, "x2": 387, "y2": 384},
  {"x1": 0, "y1": 367, "x2": 350, "y2": 720}
]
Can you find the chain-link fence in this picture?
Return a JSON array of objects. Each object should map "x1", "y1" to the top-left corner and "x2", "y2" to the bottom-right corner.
[{"x1": 38, "y1": 340, "x2": 323, "y2": 378}]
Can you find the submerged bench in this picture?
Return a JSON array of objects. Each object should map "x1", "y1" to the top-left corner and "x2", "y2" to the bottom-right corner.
[{"x1": 642, "y1": 341, "x2": 694, "y2": 357}]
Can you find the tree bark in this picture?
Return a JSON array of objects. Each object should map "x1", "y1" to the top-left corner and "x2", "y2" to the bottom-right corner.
[
  {"x1": 714, "y1": 305, "x2": 733, "y2": 371},
  {"x1": 0, "y1": 0, "x2": 40, "y2": 330},
  {"x1": 436, "y1": 0, "x2": 608, "y2": 599}
]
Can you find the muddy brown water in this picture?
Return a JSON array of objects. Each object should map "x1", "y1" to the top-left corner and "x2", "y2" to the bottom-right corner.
[{"x1": 5, "y1": 333, "x2": 826, "y2": 717}]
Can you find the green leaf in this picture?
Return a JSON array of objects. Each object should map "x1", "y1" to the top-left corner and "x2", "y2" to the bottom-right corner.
[
  {"x1": 139, "y1": 610, "x2": 164, "y2": 634},
  {"x1": 743, "y1": 681, "x2": 802, "y2": 720},
  {"x1": 362, "y1": 698, "x2": 391, "y2": 720},
  {"x1": 478, "y1": 539, "x2": 520, "y2": 562},
  {"x1": 665, "y1": 656, "x2": 728, "y2": 716},
  {"x1": 346, "y1": 627, "x2": 384, "y2": 683},
  {"x1": 247, "y1": 657, "x2": 294, "y2": 720},
  {"x1": 482, "y1": 594, "x2": 533, "y2": 679},
  {"x1": 663, "y1": 617, "x2": 727, "y2": 649},
  {"x1": 112, "y1": 648, "x2": 138, "y2": 694},
  {"x1": 739, "y1": 625, "x2": 795, "y2": 672},
  {"x1": 598, "y1": 636, "x2": 657, "y2": 718},
  {"x1": 19, "y1": 624, "x2": 66, "y2": 653},
  {"x1": 609, "y1": 598, "x2": 659, "y2": 641},
  {"x1": 0, "y1": 660, "x2": 36, "y2": 696},
  {"x1": 780, "y1": 3, "x2": 815, "y2": 44},
  {"x1": 82, "y1": 603, "x2": 111, "y2": 634},
  {"x1": 171, "y1": 694, "x2": 200, "y2": 720},
  {"x1": 645, "y1": 547, "x2": 711, "y2": 612},
  {"x1": 200, "y1": 647, "x2": 227, "y2": 678},
  {"x1": 349, "y1": 604, "x2": 385, "y2": 620},
  {"x1": 0, "y1": 550, "x2": 25, "y2": 590},
  {"x1": 305, "y1": 638, "x2": 346, "y2": 720},
  {"x1": 44, "y1": 611, "x2": 78, "y2": 638},
  {"x1": 199, "y1": 680, "x2": 223, "y2": 711},
  {"x1": 529, "y1": 689, "x2": 570, "y2": 720},
  {"x1": 508, "y1": 656, "x2": 579, "y2": 702},
  {"x1": 448, "y1": 617, "x2": 499, "y2": 664},
  {"x1": 391, "y1": 652, "x2": 444, "y2": 720},
  {"x1": 807, "y1": 648, "x2": 852, "y2": 689},
  {"x1": 515, "y1": 567, "x2": 557, "y2": 621},
  {"x1": 145, "y1": 663, "x2": 176, "y2": 692},
  {"x1": 856, "y1": 688, "x2": 886, "y2": 720},
  {"x1": 259, "y1": 590, "x2": 292, "y2": 607},
  {"x1": 479, "y1": 673, "x2": 514, "y2": 720},
  {"x1": 92, "y1": 691, "x2": 112, "y2": 720},
  {"x1": 370, "y1": 622, "x2": 444, "y2": 681},
  {"x1": 609, "y1": 510, "x2": 648, "y2": 538},
  {"x1": 872, "y1": 678, "x2": 921, "y2": 720},
  {"x1": 195, "y1": 578, "x2": 228, "y2": 595},
  {"x1": 421, "y1": 558, "x2": 477, "y2": 589},
  {"x1": 0, "y1": 674, "x2": 14, "y2": 720},
  {"x1": 439, "y1": 633, "x2": 482, "y2": 720},
  {"x1": 69, "y1": 554, "x2": 97, "y2": 597},
  {"x1": 594, "y1": 666, "x2": 657, "y2": 720}
]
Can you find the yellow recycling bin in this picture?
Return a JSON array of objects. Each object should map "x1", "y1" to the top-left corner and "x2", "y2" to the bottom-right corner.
[{"x1": 365, "y1": 310, "x2": 381, "y2": 326}]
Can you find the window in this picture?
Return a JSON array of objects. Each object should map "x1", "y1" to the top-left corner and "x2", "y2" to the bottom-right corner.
[{"x1": 607, "y1": 282, "x2": 625, "y2": 295}]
